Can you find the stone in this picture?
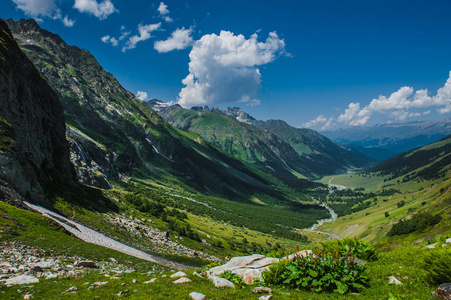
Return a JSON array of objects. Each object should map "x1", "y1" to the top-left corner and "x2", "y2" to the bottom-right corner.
[
  {"x1": 259, "y1": 296, "x2": 272, "y2": 300},
  {"x1": 243, "y1": 269, "x2": 263, "y2": 285},
  {"x1": 45, "y1": 274, "x2": 58, "y2": 280},
  {"x1": 189, "y1": 292, "x2": 206, "y2": 300},
  {"x1": 353, "y1": 258, "x2": 366, "y2": 265},
  {"x1": 170, "y1": 271, "x2": 187, "y2": 278},
  {"x1": 75, "y1": 261, "x2": 97, "y2": 268},
  {"x1": 436, "y1": 283, "x2": 451, "y2": 300},
  {"x1": 23, "y1": 294, "x2": 33, "y2": 299},
  {"x1": 388, "y1": 276, "x2": 402, "y2": 285},
  {"x1": 209, "y1": 276, "x2": 235, "y2": 288},
  {"x1": 62, "y1": 286, "x2": 77, "y2": 294},
  {"x1": 32, "y1": 266, "x2": 43, "y2": 273},
  {"x1": 3, "y1": 275, "x2": 39, "y2": 285},
  {"x1": 109, "y1": 258, "x2": 118, "y2": 263},
  {"x1": 207, "y1": 254, "x2": 266, "y2": 276},
  {"x1": 117, "y1": 290, "x2": 129, "y2": 297},
  {"x1": 252, "y1": 286, "x2": 273, "y2": 294},
  {"x1": 143, "y1": 278, "x2": 157, "y2": 284},
  {"x1": 193, "y1": 271, "x2": 203, "y2": 278},
  {"x1": 132, "y1": 279, "x2": 137, "y2": 284},
  {"x1": 282, "y1": 250, "x2": 313, "y2": 261},
  {"x1": 94, "y1": 281, "x2": 108, "y2": 286},
  {"x1": 426, "y1": 244, "x2": 437, "y2": 249},
  {"x1": 446, "y1": 238, "x2": 451, "y2": 244},
  {"x1": 172, "y1": 277, "x2": 192, "y2": 284}
]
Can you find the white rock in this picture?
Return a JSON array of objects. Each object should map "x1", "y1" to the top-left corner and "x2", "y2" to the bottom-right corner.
[
  {"x1": 143, "y1": 278, "x2": 157, "y2": 284},
  {"x1": 170, "y1": 271, "x2": 187, "y2": 278},
  {"x1": 193, "y1": 271, "x2": 203, "y2": 278},
  {"x1": 94, "y1": 281, "x2": 108, "y2": 286},
  {"x1": 388, "y1": 275, "x2": 402, "y2": 285},
  {"x1": 45, "y1": 274, "x2": 58, "y2": 280},
  {"x1": 282, "y1": 250, "x2": 313, "y2": 261},
  {"x1": 189, "y1": 292, "x2": 206, "y2": 300},
  {"x1": 23, "y1": 294, "x2": 33, "y2": 299},
  {"x1": 209, "y1": 276, "x2": 235, "y2": 288},
  {"x1": 425, "y1": 244, "x2": 436, "y2": 249},
  {"x1": 3, "y1": 275, "x2": 39, "y2": 285},
  {"x1": 243, "y1": 269, "x2": 263, "y2": 285},
  {"x1": 172, "y1": 277, "x2": 192, "y2": 284},
  {"x1": 446, "y1": 238, "x2": 451, "y2": 244},
  {"x1": 259, "y1": 295, "x2": 272, "y2": 300}
]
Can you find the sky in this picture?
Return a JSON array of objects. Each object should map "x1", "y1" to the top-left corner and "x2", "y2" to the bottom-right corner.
[{"x1": 2, "y1": 0, "x2": 451, "y2": 131}]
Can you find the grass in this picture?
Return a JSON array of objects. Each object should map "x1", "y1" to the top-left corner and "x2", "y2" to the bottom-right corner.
[{"x1": 319, "y1": 174, "x2": 388, "y2": 191}]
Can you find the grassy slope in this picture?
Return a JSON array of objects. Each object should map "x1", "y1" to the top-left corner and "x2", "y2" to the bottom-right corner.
[{"x1": 0, "y1": 201, "x2": 441, "y2": 299}]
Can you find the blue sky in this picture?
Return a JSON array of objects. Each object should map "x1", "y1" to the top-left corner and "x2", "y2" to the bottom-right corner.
[{"x1": 2, "y1": 0, "x2": 451, "y2": 130}]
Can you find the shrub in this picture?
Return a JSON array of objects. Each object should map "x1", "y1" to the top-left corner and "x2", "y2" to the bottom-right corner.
[
  {"x1": 321, "y1": 238, "x2": 378, "y2": 261},
  {"x1": 387, "y1": 212, "x2": 442, "y2": 236},
  {"x1": 218, "y1": 270, "x2": 245, "y2": 287},
  {"x1": 262, "y1": 253, "x2": 368, "y2": 294},
  {"x1": 422, "y1": 247, "x2": 451, "y2": 285}
]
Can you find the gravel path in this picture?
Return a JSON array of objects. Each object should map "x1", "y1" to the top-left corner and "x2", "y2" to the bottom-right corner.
[{"x1": 23, "y1": 201, "x2": 190, "y2": 269}]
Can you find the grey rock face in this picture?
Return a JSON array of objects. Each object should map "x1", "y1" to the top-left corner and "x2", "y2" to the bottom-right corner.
[{"x1": 0, "y1": 19, "x2": 74, "y2": 201}]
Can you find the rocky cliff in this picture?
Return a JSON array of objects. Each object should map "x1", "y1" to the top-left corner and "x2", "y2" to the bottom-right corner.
[{"x1": 0, "y1": 20, "x2": 74, "y2": 202}]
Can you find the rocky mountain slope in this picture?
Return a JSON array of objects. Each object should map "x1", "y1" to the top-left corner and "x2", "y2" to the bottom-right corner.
[
  {"x1": 322, "y1": 118, "x2": 451, "y2": 155},
  {"x1": 158, "y1": 105, "x2": 373, "y2": 179},
  {"x1": 4, "y1": 18, "x2": 295, "y2": 201},
  {"x1": 0, "y1": 20, "x2": 74, "y2": 202}
]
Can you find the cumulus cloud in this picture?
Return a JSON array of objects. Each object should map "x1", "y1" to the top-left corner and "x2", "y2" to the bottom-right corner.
[
  {"x1": 333, "y1": 71, "x2": 451, "y2": 126},
  {"x1": 178, "y1": 30, "x2": 286, "y2": 108},
  {"x1": 122, "y1": 23, "x2": 161, "y2": 52},
  {"x1": 154, "y1": 27, "x2": 193, "y2": 53},
  {"x1": 73, "y1": 0, "x2": 117, "y2": 20},
  {"x1": 12, "y1": 0, "x2": 74, "y2": 26},
  {"x1": 136, "y1": 91, "x2": 149, "y2": 101},
  {"x1": 101, "y1": 35, "x2": 118, "y2": 46},
  {"x1": 303, "y1": 115, "x2": 334, "y2": 131},
  {"x1": 157, "y1": 2, "x2": 173, "y2": 22}
]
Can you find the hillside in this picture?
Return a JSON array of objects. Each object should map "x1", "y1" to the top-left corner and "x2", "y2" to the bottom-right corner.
[
  {"x1": 322, "y1": 118, "x2": 451, "y2": 155},
  {"x1": 158, "y1": 105, "x2": 374, "y2": 179}
]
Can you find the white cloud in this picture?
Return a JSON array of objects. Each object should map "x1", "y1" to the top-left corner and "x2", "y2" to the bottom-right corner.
[
  {"x1": 119, "y1": 30, "x2": 130, "y2": 41},
  {"x1": 122, "y1": 23, "x2": 161, "y2": 52},
  {"x1": 73, "y1": 0, "x2": 117, "y2": 20},
  {"x1": 154, "y1": 27, "x2": 193, "y2": 53},
  {"x1": 136, "y1": 91, "x2": 149, "y2": 101},
  {"x1": 178, "y1": 31, "x2": 286, "y2": 108},
  {"x1": 100, "y1": 35, "x2": 117, "y2": 46},
  {"x1": 12, "y1": 0, "x2": 75, "y2": 26},
  {"x1": 62, "y1": 15, "x2": 75, "y2": 27},
  {"x1": 157, "y1": 2, "x2": 169, "y2": 15},
  {"x1": 156, "y1": 2, "x2": 173, "y2": 22},
  {"x1": 12, "y1": 0, "x2": 56, "y2": 18},
  {"x1": 303, "y1": 115, "x2": 334, "y2": 131},
  {"x1": 101, "y1": 35, "x2": 110, "y2": 43},
  {"x1": 334, "y1": 71, "x2": 451, "y2": 126}
]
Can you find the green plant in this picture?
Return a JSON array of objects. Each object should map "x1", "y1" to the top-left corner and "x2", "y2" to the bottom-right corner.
[
  {"x1": 262, "y1": 253, "x2": 368, "y2": 294},
  {"x1": 218, "y1": 270, "x2": 245, "y2": 287},
  {"x1": 262, "y1": 259, "x2": 291, "y2": 285},
  {"x1": 387, "y1": 212, "x2": 442, "y2": 236},
  {"x1": 422, "y1": 247, "x2": 451, "y2": 285},
  {"x1": 321, "y1": 238, "x2": 378, "y2": 261}
]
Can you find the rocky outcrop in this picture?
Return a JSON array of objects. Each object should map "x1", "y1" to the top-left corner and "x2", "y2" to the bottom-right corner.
[
  {"x1": 436, "y1": 283, "x2": 451, "y2": 300},
  {"x1": 0, "y1": 19, "x2": 74, "y2": 202}
]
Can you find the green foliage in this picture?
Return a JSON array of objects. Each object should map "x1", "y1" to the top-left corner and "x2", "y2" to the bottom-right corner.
[
  {"x1": 218, "y1": 270, "x2": 245, "y2": 287},
  {"x1": 263, "y1": 253, "x2": 368, "y2": 294},
  {"x1": 422, "y1": 247, "x2": 451, "y2": 285},
  {"x1": 320, "y1": 238, "x2": 378, "y2": 261},
  {"x1": 387, "y1": 212, "x2": 442, "y2": 236}
]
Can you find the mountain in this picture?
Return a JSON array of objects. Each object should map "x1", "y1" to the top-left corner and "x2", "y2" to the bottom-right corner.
[
  {"x1": 0, "y1": 20, "x2": 74, "y2": 203},
  {"x1": 369, "y1": 134, "x2": 451, "y2": 181},
  {"x1": 158, "y1": 105, "x2": 314, "y2": 180},
  {"x1": 157, "y1": 105, "x2": 373, "y2": 178},
  {"x1": 322, "y1": 119, "x2": 451, "y2": 155},
  {"x1": 5, "y1": 19, "x2": 329, "y2": 208}
]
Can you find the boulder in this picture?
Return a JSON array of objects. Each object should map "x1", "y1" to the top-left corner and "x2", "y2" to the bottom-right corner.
[
  {"x1": 243, "y1": 269, "x2": 264, "y2": 285},
  {"x1": 143, "y1": 278, "x2": 157, "y2": 284},
  {"x1": 209, "y1": 276, "x2": 235, "y2": 288},
  {"x1": 75, "y1": 261, "x2": 97, "y2": 268},
  {"x1": 170, "y1": 271, "x2": 187, "y2": 278},
  {"x1": 282, "y1": 250, "x2": 313, "y2": 260},
  {"x1": 172, "y1": 277, "x2": 192, "y2": 284},
  {"x1": 259, "y1": 296, "x2": 272, "y2": 300},
  {"x1": 436, "y1": 283, "x2": 451, "y2": 300},
  {"x1": 189, "y1": 292, "x2": 206, "y2": 300},
  {"x1": 207, "y1": 254, "x2": 266, "y2": 276},
  {"x1": 388, "y1": 275, "x2": 402, "y2": 285},
  {"x1": 3, "y1": 274, "x2": 39, "y2": 285},
  {"x1": 252, "y1": 286, "x2": 273, "y2": 294}
]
